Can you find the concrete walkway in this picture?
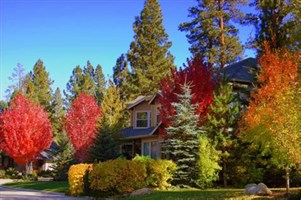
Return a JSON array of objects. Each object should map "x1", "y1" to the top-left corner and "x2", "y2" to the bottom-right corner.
[{"x1": 0, "y1": 186, "x2": 86, "y2": 200}]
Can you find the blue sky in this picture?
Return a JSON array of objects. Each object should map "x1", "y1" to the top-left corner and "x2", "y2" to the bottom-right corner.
[{"x1": 0, "y1": 0, "x2": 255, "y2": 101}]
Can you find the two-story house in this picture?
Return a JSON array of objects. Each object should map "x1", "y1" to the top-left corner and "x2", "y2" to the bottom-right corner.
[
  {"x1": 122, "y1": 94, "x2": 163, "y2": 159},
  {"x1": 122, "y1": 58, "x2": 259, "y2": 159}
]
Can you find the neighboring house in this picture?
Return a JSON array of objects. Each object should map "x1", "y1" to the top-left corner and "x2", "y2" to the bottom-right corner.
[
  {"x1": 0, "y1": 141, "x2": 58, "y2": 172},
  {"x1": 221, "y1": 57, "x2": 259, "y2": 107},
  {"x1": 122, "y1": 94, "x2": 163, "y2": 159},
  {"x1": 122, "y1": 58, "x2": 259, "y2": 159}
]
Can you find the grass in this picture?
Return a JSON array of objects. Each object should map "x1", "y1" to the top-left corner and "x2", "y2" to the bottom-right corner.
[
  {"x1": 126, "y1": 188, "x2": 301, "y2": 200},
  {"x1": 2, "y1": 181, "x2": 69, "y2": 193},
  {"x1": 2, "y1": 181, "x2": 300, "y2": 199}
]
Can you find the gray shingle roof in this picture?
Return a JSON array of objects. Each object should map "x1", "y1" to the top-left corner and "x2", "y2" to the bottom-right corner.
[
  {"x1": 221, "y1": 58, "x2": 259, "y2": 83},
  {"x1": 122, "y1": 127, "x2": 156, "y2": 139}
]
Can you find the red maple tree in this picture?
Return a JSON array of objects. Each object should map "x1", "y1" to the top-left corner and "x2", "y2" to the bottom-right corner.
[
  {"x1": 159, "y1": 57, "x2": 217, "y2": 135},
  {"x1": 0, "y1": 94, "x2": 53, "y2": 166},
  {"x1": 65, "y1": 93, "x2": 102, "y2": 162}
]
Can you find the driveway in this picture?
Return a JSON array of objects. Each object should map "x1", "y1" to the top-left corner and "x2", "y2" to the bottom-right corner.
[{"x1": 0, "y1": 186, "x2": 86, "y2": 200}]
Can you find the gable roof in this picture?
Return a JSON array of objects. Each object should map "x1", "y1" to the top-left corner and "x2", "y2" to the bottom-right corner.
[
  {"x1": 221, "y1": 58, "x2": 259, "y2": 83},
  {"x1": 126, "y1": 93, "x2": 159, "y2": 110}
]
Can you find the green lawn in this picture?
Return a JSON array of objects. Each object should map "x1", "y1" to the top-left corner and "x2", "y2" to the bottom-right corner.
[
  {"x1": 2, "y1": 181, "x2": 69, "y2": 193},
  {"x1": 2, "y1": 181, "x2": 300, "y2": 199}
]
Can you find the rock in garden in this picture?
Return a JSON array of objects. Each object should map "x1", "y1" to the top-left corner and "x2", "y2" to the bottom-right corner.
[
  {"x1": 130, "y1": 188, "x2": 151, "y2": 196},
  {"x1": 244, "y1": 183, "x2": 272, "y2": 196},
  {"x1": 257, "y1": 183, "x2": 272, "y2": 195},
  {"x1": 244, "y1": 183, "x2": 259, "y2": 195}
]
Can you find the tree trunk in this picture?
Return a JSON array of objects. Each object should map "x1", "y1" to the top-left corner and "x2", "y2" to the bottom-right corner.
[
  {"x1": 218, "y1": 0, "x2": 225, "y2": 68},
  {"x1": 25, "y1": 162, "x2": 33, "y2": 176},
  {"x1": 223, "y1": 160, "x2": 227, "y2": 187},
  {"x1": 285, "y1": 167, "x2": 290, "y2": 195}
]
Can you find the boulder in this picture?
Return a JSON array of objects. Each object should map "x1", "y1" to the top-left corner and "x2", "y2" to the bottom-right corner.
[
  {"x1": 257, "y1": 183, "x2": 272, "y2": 195},
  {"x1": 130, "y1": 188, "x2": 151, "y2": 196},
  {"x1": 244, "y1": 183, "x2": 272, "y2": 196},
  {"x1": 244, "y1": 183, "x2": 259, "y2": 195}
]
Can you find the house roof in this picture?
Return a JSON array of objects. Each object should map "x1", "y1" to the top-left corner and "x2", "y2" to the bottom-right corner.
[
  {"x1": 38, "y1": 141, "x2": 59, "y2": 160},
  {"x1": 126, "y1": 93, "x2": 159, "y2": 109},
  {"x1": 122, "y1": 122, "x2": 161, "y2": 139},
  {"x1": 221, "y1": 58, "x2": 259, "y2": 83}
]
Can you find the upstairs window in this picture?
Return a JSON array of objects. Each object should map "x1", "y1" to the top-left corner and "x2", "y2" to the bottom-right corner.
[{"x1": 135, "y1": 111, "x2": 150, "y2": 128}]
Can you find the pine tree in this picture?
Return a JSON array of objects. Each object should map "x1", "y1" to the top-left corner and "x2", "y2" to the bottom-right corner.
[
  {"x1": 206, "y1": 82, "x2": 240, "y2": 187},
  {"x1": 127, "y1": 0, "x2": 175, "y2": 98},
  {"x1": 88, "y1": 81, "x2": 126, "y2": 162},
  {"x1": 51, "y1": 131, "x2": 75, "y2": 181},
  {"x1": 246, "y1": 0, "x2": 301, "y2": 53},
  {"x1": 163, "y1": 83, "x2": 201, "y2": 187},
  {"x1": 179, "y1": 0, "x2": 245, "y2": 68},
  {"x1": 94, "y1": 64, "x2": 106, "y2": 105},
  {"x1": 5, "y1": 63, "x2": 26, "y2": 100},
  {"x1": 51, "y1": 88, "x2": 66, "y2": 138},
  {"x1": 25, "y1": 59, "x2": 53, "y2": 112},
  {"x1": 64, "y1": 62, "x2": 105, "y2": 105},
  {"x1": 113, "y1": 54, "x2": 129, "y2": 100}
]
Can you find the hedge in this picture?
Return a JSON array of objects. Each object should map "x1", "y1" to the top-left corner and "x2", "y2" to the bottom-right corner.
[{"x1": 68, "y1": 163, "x2": 93, "y2": 196}]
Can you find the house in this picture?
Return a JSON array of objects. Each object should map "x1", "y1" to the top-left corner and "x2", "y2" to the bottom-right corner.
[
  {"x1": 122, "y1": 94, "x2": 163, "y2": 159},
  {"x1": 122, "y1": 58, "x2": 259, "y2": 159},
  {"x1": 0, "y1": 141, "x2": 58, "y2": 172}
]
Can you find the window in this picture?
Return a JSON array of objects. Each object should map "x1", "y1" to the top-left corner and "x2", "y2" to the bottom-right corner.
[
  {"x1": 143, "y1": 141, "x2": 159, "y2": 159},
  {"x1": 135, "y1": 111, "x2": 150, "y2": 128}
]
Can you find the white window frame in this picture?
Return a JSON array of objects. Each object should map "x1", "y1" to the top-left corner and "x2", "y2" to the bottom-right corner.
[{"x1": 134, "y1": 111, "x2": 151, "y2": 129}]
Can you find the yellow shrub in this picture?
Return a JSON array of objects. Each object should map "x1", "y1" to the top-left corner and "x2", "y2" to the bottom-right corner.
[
  {"x1": 68, "y1": 163, "x2": 93, "y2": 196},
  {"x1": 133, "y1": 155, "x2": 177, "y2": 189},
  {"x1": 89, "y1": 159, "x2": 147, "y2": 194}
]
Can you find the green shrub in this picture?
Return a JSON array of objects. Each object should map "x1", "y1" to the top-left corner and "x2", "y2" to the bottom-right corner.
[
  {"x1": 4, "y1": 168, "x2": 22, "y2": 179},
  {"x1": 37, "y1": 170, "x2": 54, "y2": 178},
  {"x1": 68, "y1": 163, "x2": 93, "y2": 196},
  {"x1": 133, "y1": 155, "x2": 177, "y2": 189},
  {"x1": 89, "y1": 159, "x2": 147, "y2": 195}
]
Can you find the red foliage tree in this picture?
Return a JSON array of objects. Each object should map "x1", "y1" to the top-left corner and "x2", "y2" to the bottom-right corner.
[
  {"x1": 159, "y1": 57, "x2": 217, "y2": 135},
  {"x1": 0, "y1": 94, "x2": 53, "y2": 166},
  {"x1": 65, "y1": 93, "x2": 102, "y2": 162}
]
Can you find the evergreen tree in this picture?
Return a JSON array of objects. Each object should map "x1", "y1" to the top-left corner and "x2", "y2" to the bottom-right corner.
[
  {"x1": 163, "y1": 83, "x2": 201, "y2": 187},
  {"x1": 127, "y1": 0, "x2": 175, "y2": 98},
  {"x1": 179, "y1": 0, "x2": 245, "y2": 68},
  {"x1": 246, "y1": 0, "x2": 301, "y2": 53},
  {"x1": 94, "y1": 64, "x2": 106, "y2": 105},
  {"x1": 5, "y1": 63, "x2": 26, "y2": 100},
  {"x1": 64, "y1": 62, "x2": 105, "y2": 105},
  {"x1": 25, "y1": 59, "x2": 53, "y2": 112},
  {"x1": 51, "y1": 88, "x2": 66, "y2": 138},
  {"x1": 113, "y1": 54, "x2": 129, "y2": 100},
  {"x1": 205, "y1": 82, "x2": 240, "y2": 187},
  {"x1": 65, "y1": 66, "x2": 83, "y2": 103},
  {"x1": 51, "y1": 131, "x2": 75, "y2": 181},
  {"x1": 89, "y1": 81, "x2": 126, "y2": 162}
]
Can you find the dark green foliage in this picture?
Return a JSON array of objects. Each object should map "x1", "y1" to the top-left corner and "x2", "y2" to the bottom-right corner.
[
  {"x1": 88, "y1": 125, "x2": 122, "y2": 162},
  {"x1": 179, "y1": 0, "x2": 245, "y2": 68},
  {"x1": 24, "y1": 59, "x2": 53, "y2": 112},
  {"x1": 246, "y1": 0, "x2": 301, "y2": 53},
  {"x1": 127, "y1": 0, "x2": 175, "y2": 98},
  {"x1": 163, "y1": 83, "x2": 201, "y2": 187},
  {"x1": 113, "y1": 54, "x2": 130, "y2": 100},
  {"x1": 51, "y1": 131, "x2": 75, "y2": 181},
  {"x1": 88, "y1": 82, "x2": 126, "y2": 162},
  {"x1": 205, "y1": 82, "x2": 240, "y2": 187},
  {"x1": 51, "y1": 88, "x2": 65, "y2": 138},
  {"x1": 64, "y1": 61, "x2": 105, "y2": 105}
]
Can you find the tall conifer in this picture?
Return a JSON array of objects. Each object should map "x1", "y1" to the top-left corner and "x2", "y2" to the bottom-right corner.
[
  {"x1": 179, "y1": 0, "x2": 245, "y2": 68},
  {"x1": 127, "y1": 0, "x2": 175, "y2": 98}
]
